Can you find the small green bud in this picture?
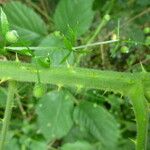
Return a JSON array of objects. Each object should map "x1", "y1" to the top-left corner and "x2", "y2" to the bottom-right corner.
[
  {"x1": 38, "y1": 57, "x2": 51, "y2": 68},
  {"x1": 5, "y1": 30, "x2": 19, "y2": 43},
  {"x1": 104, "y1": 14, "x2": 110, "y2": 21},
  {"x1": 121, "y1": 46, "x2": 129, "y2": 53},
  {"x1": 143, "y1": 27, "x2": 150, "y2": 34},
  {"x1": 33, "y1": 83, "x2": 46, "y2": 98}
]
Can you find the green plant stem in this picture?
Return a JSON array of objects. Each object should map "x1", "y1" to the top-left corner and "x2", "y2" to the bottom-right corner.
[
  {"x1": 128, "y1": 82, "x2": 149, "y2": 150},
  {"x1": 0, "y1": 61, "x2": 150, "y2": 94},
  {"x1": 86, "y1": 0, "x2": 115, "y2": 44},
  {"x1": 4, "y1": 40, "x2": 119, "y2": 52},
  {"x1": 73, "y1": 39, "x2": 119, "y2": 50},
  {"x1": 0, "y1": 81, "x2": 16, "y2": 150},
  {"x1": 87, "y1": 18, "x2": 109, "y2": 44},
  {"x1": 0, "y1": 61, "x2": 150, "y2": 149}
]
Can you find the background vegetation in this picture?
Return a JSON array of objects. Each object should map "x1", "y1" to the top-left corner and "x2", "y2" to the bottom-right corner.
[{"x1": 0, "y1": 0, "x2": 150, "y2": 150}]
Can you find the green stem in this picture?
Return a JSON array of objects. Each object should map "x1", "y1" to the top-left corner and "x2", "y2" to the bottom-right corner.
[
  {"x1": 0, "y1": 81, "x2": 16, "y2": 150},
  {"x1": 73, "y1": 39, "x2": 119, "y2": 50},
  {"x1": 75, "y1": 18, "x2": 106, "y2": 65},
  {"x1": 86, "y1": 0, "x2": 114, "y2": 44},
  {"x1": 0, "y1": 61, "x2": 150, "y2": 94},
  {"x1": 0, "y1": 61, "x2": 150, "y2": 149},
  {"x1": 128, "y1": 82, "x2": 149, "y2": 150}
]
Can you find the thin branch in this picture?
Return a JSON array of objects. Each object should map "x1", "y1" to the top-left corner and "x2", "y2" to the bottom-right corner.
[{"x1": 73, "y1": 39, "x2": 119, "y2": 50}]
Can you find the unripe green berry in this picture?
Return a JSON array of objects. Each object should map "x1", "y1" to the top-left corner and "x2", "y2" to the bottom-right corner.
[
  {"x1": 5, "y1": 30, "x2": 19, "y2": 43},
  {"x1": 104, "y1": 14, "x2": 110, "y2": 21},
  {"x1": 143, "y1": 27, "x2": 150, "y2": 34},
  {"x1": 33, "y1": 83, "x2": 46, "y2": 98},
  {"x1": 121, "y1": 46, "x2": 129, "y2": 53}
]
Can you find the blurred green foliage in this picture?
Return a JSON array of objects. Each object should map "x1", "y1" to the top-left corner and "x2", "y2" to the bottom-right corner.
[{"x1": 0, "y1": 0, "x2": 149, "y2": 149}]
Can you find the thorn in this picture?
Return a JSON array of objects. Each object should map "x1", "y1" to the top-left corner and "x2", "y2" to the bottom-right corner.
[
  {"x1": 76, "y1": 85, "x2": 83, "y2": 93},
  {"x1": 66, "y1": 60, "x2": 71, "y2": 68},
  {"x1": 15, "y1": 53, "x2": 20, "y2": 62},
  {"x1": 12, "y1": 104, "x2": 16, "y2": 108},
  {"x1": 120, "y1": 93, "x2": 123, "y2": 99},
  {"x1": 130, "y1": 107, "x2": 134, "y2": 111},
  {"x1": 129, "y1": 138, "x2": 137, "y2": 145},
  {"x1": 57, "y1": 84, "x2": 62, "y2": 91},
  {"x1": 66, "y1": 61, "x2": 76, "y2": 73},
  {"x1": 140, "y1": 62, "x2": 146, "y2": 73},
  {"x1": 0, "y1": 77, "x2": 11, "y2": 84},
  {"x1": 131, "y1": 118, "x2": 136, "y2": 122},
  {"x1": 102, "y1": 90, "x2": 107, "y2": 96}
]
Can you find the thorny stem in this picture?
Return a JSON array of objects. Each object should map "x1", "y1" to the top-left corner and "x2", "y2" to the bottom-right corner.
[
  {"x1": 0, "y1": 61, "x2": 150, "y2": 150},
  {"x1": 128, "y1": 82, "x2": 149, "y2": 150},
  {"x1": 0, "y1": 81, "x2": 16, "y2": 150}
]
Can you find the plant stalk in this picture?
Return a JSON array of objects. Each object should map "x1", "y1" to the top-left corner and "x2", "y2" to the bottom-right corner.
[
  {"x1": 0, "y1": 81, "x2": 16, "y2": 150},
  {"x1": 128, "y1": 82, "x2": 149, "y2": 150}
]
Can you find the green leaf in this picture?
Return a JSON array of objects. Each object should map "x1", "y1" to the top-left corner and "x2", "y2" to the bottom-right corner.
[
  {"x1": 35, "y1": 32, "x2": 74, "y2": 66},
  {"x1": 54, "y1": 0, "x2": 95, "y2": 37},
  {"x1": 0, "y1": 8, "x2": 9, "y2": 36},
  {"x1": 29, "y1": 140, "x2": 47, "y2": 150},
  {"x1": 74, "y1": 101, "x2": 120, "y2": 150},
  {"x1": 5, "y1": 138, "x2": 19, "y2": 150},
  {"x1": 1, "y1": 132, "x2": 20, "y2": 150},
  {"x1": 61, "y1": 141, "x2": 94, "y2": 150},
  {"x1": 63, "y1": 125, "x2": 95, "y2": 143},
  {"x1": 117, "y1": 139, "x2": 134, "y2": 150},
  {"x1": 3, "y1": 1, "x2": 47, "y2": 44},
  {"x1": 36, "y1": 90, "x2": 74, "y2": 141}
]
